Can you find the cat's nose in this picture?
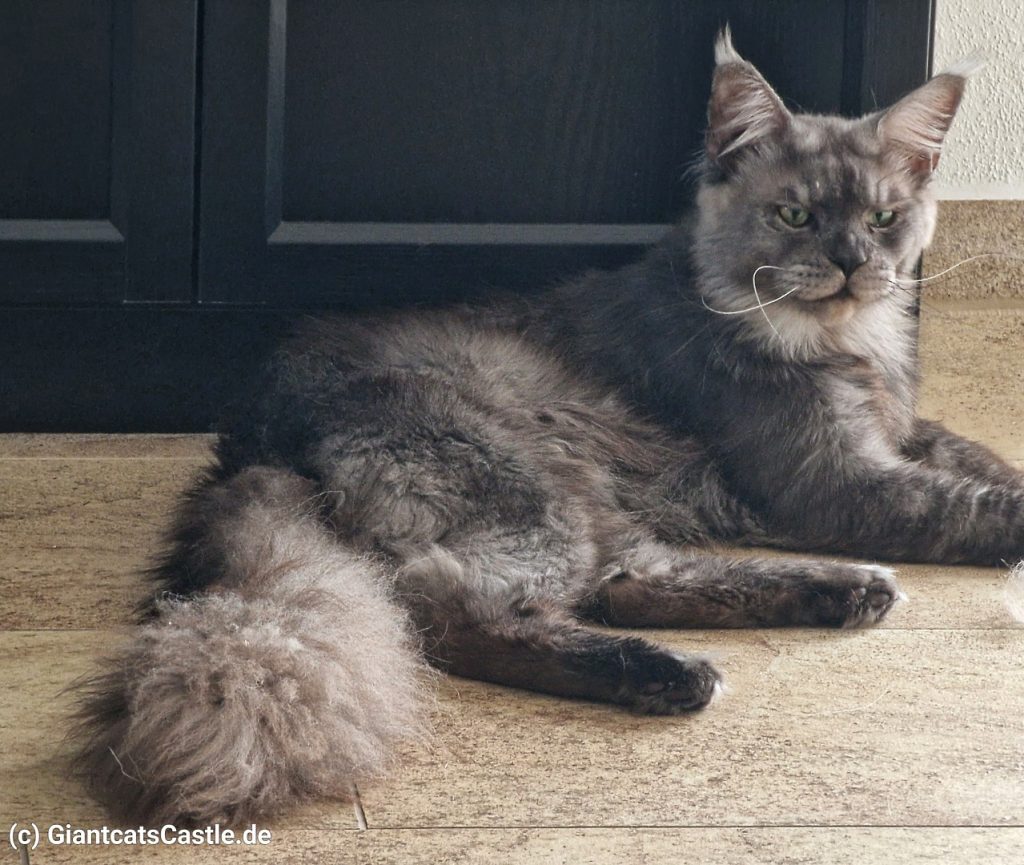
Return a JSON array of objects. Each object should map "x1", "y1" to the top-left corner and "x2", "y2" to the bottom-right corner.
[{"x1": 829, "y1": 250, "x2": 868, "y2": 277}]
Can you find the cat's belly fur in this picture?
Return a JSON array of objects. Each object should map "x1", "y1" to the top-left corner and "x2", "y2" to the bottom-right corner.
[{"x1": 218, "y1": 311, "x2": 722, "y2": 610}]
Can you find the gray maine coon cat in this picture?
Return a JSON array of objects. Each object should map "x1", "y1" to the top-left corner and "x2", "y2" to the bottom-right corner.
[{"x1": 73, "y1": 33, "x2": 1022, "y2": 824}]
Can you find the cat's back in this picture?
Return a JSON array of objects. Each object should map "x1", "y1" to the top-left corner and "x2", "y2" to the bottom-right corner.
[
  {"x1": 218, "y1": 299, "x2": 647, "y2": 473},
  {"x1": 285, "y1": 302, "x2": 574, "y2": 408}
]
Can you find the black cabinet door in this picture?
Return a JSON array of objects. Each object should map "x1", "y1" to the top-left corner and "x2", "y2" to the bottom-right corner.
[
  {"x1": 198, "y1": 0, "x2": 933, "y2": 308},
  {"x1": 0, "y1": 0, "x2": 197, "y2": 303}
]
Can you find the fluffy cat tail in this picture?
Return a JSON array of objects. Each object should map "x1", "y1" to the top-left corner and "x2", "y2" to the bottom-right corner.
[{"x1": 69, "y1": 466, "x2": 430, "y2": 825}]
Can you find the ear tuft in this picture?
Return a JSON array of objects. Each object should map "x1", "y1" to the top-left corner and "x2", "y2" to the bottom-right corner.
[
  {"x1": 940, "y1": 52, "x2": 986, "y2": 80},
  {"x1": 714, "y1": 25, "x2": 742, "y2": 66},
  {"x1": 706, "y1": 29, "x2": 789, "y2": 163},
  {"x1": 877, "y1": 62, "x2": 978, "y2": 177}
]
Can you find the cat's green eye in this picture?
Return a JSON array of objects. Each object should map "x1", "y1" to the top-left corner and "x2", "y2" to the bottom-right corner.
[
  {"x1": 868, "y1": 210, "x2": 896, "y2": 228},
  {"x1": 777, "y1": 205, "x2": 811, "y2": 228}
]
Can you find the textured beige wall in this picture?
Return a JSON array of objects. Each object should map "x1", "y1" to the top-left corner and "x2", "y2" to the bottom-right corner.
[{"x1": 933, "y1": 0, "x2": 1024, "y2": 200}]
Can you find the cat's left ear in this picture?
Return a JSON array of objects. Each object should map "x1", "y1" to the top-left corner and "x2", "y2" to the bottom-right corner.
[
  {"x1": 874, "y1": 58, "x2": 983, "y2": 177},
  {"x1": 706, "y1": 27, "x2": 791, "y2": 165}
]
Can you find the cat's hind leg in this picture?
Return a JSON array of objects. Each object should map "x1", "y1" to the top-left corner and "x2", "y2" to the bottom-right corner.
[
  {"x1": 301, "y1": 374, "x2": 723, "y2": 713},
  {"x1": 590, "y1": 545, "x2": 904, "y2": 629},
  {"x1": 397, "y1": 544, "x2": 722, "y2": 715}
]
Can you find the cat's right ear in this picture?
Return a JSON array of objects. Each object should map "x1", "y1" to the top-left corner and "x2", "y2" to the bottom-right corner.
[
  {"x1": 874, "y1": 57, "x2": 983, "y2": 178},
  {"x1": 706, "y1": 27, "x2": 791, "y2": 166}
]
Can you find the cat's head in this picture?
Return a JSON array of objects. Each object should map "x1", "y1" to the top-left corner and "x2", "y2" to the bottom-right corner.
[{"x1": 692, "y1": 29, "x2": 978, "y2": 353}]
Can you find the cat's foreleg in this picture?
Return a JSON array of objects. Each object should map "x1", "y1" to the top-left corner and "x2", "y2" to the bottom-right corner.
[
  {"x1": 903, "y1": 418, "x2": 1024, "y2": 485},
  {"x1": 707, "y1": 387, "x2": 1024, "y2": 563},
  {"x1": 589, "y1": 548, "x2": 903, "y2": 629}
]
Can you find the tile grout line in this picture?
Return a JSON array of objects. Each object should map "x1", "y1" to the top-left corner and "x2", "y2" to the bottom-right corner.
[{"x1": 353, "y1": 823, "x2": 1024, "y2": 832}]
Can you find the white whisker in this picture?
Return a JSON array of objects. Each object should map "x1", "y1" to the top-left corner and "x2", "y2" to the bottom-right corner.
[
  {"x1": 702, "y1": 266, "x2": 803, "y2": 316},
  {"x1": 750, "y1": 265, "x2": 780, "y2": 338},
  {"x1": 893, "y1": 252, "x2": 1024, "y2": 286}
]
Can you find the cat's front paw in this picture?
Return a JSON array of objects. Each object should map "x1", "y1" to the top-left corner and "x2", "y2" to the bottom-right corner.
[
  {"x1": 809, "y1": 564, "x2": 905, "y2": 628},
  {"x1": 616, "y1": 642, "x2": 723, "y2": 715}
]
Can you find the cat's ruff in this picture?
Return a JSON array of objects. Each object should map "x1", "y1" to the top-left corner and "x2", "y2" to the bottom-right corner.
[{"x1": 71, "y1": 32, "x2": 1022, "y2": 826}]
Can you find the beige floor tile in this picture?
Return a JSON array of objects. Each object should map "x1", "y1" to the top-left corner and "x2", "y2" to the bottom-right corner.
[
  {"x1": 361, "y1": 629, "x2": 1024, "y2": 828},
  {"x1": 350, "y1": 828, "x2": 1024, "y2": 865},
  {"x1": 0, "y1": 434, "x2": 216, "y2": 459},
  {"x1": 2, "y1": 631, "x2": 115, "y2": 827},
  {"x1": 0, "y1": 459, "x2": 206, "y2": 629},
  {"x1": 887, "y1": 563, "x2": 1024, "y2": 630},
  {"x1": 918, "y1": 304, "x2": 1024, "y2": 462},
  {"x1": 9, "y1": 628, "x2": 1023, "y2": 836}
]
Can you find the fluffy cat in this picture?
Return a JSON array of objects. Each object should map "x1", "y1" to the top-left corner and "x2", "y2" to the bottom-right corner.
[{"x1": 72, "y1": 32, "x2": 1022, "y2": 825}]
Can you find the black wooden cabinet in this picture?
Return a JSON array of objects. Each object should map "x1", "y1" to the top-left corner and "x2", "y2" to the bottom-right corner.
[{"x1": 1, "y1": 0, "x2": 935, "y2": 430}]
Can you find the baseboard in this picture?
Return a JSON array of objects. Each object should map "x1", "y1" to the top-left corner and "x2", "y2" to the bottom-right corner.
[{"x1": 0, "y1": 307, "x2": 295, "y2": 432}]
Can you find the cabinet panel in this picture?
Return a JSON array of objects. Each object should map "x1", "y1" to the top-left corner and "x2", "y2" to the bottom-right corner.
[
  {"x1": 282, "y1": 2, "x2": 696, "y2": 226},
  {"x1": 0, "y1": 1, "x2": 114, "y2": 220},
  {"x1": 0, "y1": 0, "x2": 197, "y2": 303}
]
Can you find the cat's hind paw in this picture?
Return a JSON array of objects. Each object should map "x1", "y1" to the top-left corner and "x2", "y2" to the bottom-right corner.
[{"x1": 616, "y1": 644, "x2": 723, "y2": 715}]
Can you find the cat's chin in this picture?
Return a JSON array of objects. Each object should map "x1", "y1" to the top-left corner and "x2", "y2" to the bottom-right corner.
[
  {"x1": 795, "y1": 283, "x2": 890, "y2": 326},
  {"x1": 799, "y1": 294, "x2": 859, "y2": 326}
]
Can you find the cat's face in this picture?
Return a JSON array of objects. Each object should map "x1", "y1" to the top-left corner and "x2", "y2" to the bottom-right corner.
[
  {"x1": 697, "y1": 115, "x2": 937, "y2": 316},
  {"x1": 693, "y1": 31, "x2": 971, "y2": 345}
]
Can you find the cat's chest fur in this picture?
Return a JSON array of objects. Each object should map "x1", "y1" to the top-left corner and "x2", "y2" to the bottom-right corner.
[
  {"x1": 716, "y1": 289, "x2": 920, "y2": 449},
  {"x1": 825, "y1": 300, "x2": 920, "y2": 445}
]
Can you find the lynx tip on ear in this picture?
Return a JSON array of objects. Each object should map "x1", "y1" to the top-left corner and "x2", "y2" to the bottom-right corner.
[
  {"x1": 939, "y1": 52, "x2": 986, "y2": 80},
  {"x1": 714, "y1": 25, "x2": 743, "y2": 66}
]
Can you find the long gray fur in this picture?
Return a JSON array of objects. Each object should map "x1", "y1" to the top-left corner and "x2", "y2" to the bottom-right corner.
[{"x1": 71, "y1": 31, "x2": 1024, "y2": 825}]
